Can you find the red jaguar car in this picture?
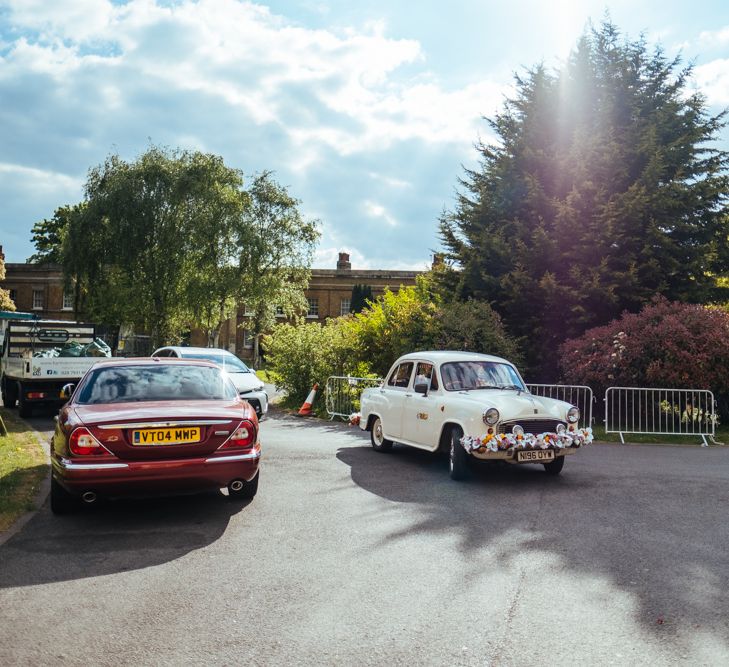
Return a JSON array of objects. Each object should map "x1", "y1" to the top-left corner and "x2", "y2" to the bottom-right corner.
[{"x1": 50, "y1": 357, "x2": 261, "y2": 514}]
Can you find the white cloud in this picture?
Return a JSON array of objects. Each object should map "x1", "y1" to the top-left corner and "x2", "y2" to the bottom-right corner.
[
  {"x1": 698, "y1": 26, "x2": 729, "y2": 45},
  {"x1": 364, "y1": 200, "x2": 398, "y2": 227},
  {"x1": 0, "y1": 0, "x2": 505, "y2": 266},
  {"x1": 0, "y1": 162, "x2": 83, "y2": 193},
  {"x1": 1, "y1": 0, "x2": 503, "y2": 159},
  {"x1": 693, "y1": 59, "x2": 729, "y2": 106}
]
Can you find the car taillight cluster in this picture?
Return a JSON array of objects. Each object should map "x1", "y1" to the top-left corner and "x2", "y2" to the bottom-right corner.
[
  {"x1": 220, "y1": 420, "x2": 256, "y2": 449},
  {"x1": 69, "y1": 427, "x2": 113, "y2": 457}
]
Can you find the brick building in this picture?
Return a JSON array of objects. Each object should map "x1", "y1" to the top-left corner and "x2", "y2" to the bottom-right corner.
[
  {"x1": 0, "y1": 246, "x2": 75, "y2": 320},
  {"x1": 212, "y1": 252, "x2": 422, "y2": 358}
]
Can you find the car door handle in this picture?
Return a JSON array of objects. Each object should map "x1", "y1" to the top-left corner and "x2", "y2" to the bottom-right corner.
[{"x1": 405, "y1": 393, "x2": 413, "y2": 397}]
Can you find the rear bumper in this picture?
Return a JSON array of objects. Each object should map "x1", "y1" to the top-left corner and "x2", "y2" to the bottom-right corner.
[{"x1": 52, "y1": 446, "x2": 261, "y2": 497}]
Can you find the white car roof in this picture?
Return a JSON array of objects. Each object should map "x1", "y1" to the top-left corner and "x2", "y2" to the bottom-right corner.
[
  {"x1": 393, "y1": 350, "x2": 512, "y2": 365},
  {"x1": 155, "y1": 346, "x2": 236, "y2": 356}
]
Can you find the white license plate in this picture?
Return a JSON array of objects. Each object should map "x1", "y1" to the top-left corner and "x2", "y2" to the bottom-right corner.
[{"x1": 517, "y1": 449, "x2": 555, "y2": 463}]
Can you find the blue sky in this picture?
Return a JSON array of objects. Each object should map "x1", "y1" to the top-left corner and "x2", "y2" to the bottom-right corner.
[{"x1": 1, "y1": 0, "x2": 728, "y2": 270}]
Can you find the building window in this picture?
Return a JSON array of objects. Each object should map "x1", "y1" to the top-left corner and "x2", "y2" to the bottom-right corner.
[
  {"x1": 243, "y1": 304, "x2": 255, "y2": 316},
  {"x1": 32, "y1": 289, "x2": 44, "y2": 310},
  {"x1": 340, "y1": 298, "x2": 351, "y2": 316},
  {"x1": 62, "y1": 290, "x2": 74, "y2": 311},
  {"x1": 8, "y1": 289, "x2": 17, "y2": 303},
  {"x1": 307, "y1": 298, "x2": 319, "y2": 318},
  {"x1": 243, "y1": 329, "x2": 254, "y2": 349},
  {"x1": 275, "y1": 305, "x2": 285, "y2": 317}
]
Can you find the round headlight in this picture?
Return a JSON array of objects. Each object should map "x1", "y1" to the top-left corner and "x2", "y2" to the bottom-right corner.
[
  {"x1": 567, "y1": 407, "x2": 580, "y2": 423},
  {"x1": 556, "y1": 423, "x2": 566, "y2": 435},
  {"x1": 512, "y1": 424, "x2": 524, "y2": 436},
  {"x1": 483, "y1": 408, "x2": 500, "y2": 425}
]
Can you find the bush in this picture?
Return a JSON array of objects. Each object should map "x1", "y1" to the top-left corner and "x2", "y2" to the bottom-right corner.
[
  {"x1": 559, "y1": 297, "x2": 729, "y2": 406},
  {"x1": 262, "y1": 319, "x2": 374, "y2": 408}
]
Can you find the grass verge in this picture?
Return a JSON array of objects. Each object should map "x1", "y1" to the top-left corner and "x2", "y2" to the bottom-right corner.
[
  {"x1": 255, "y1": 369, "x2": 273, "y2": 384},
  {"x1": 0, "y1": 408, "x2": 48, "y2": 532}
]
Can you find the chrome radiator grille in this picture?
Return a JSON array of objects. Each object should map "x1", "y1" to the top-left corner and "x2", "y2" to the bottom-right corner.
[{"x1": 498, "y1": 419, "x2": 566, "y2": 435}]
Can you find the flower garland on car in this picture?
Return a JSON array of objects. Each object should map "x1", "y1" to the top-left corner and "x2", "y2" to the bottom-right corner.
[{"x1": 460, "y1": 428, "x2": 593, "y2": 454}]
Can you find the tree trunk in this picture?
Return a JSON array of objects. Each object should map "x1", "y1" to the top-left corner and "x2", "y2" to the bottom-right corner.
[{"x1": 252, "y1": 334, "x2": 260, "y2": 369}]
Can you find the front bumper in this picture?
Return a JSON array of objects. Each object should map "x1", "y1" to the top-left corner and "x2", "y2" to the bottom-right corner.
[
  {"x1": 52, "y1": 446, "x2": 261, "y2": 498},
  {"x1": 470, "y1": 446, "x2": 580, "y2": 463}
]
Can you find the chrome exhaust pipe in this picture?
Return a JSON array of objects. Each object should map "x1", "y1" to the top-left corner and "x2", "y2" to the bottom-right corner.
[
  {"x1": 229, "y1": 480, "x2": 244, "y2": 492},
  {"x1": 82, "y1": 491, "x2": 97, "y2": 504}
]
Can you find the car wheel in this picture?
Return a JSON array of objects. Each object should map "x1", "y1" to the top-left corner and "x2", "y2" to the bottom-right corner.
[
  {"x1": 449, "y1": 426, "x2": 469, "y2": 481},
  {"x1": 543, "y1": 456, "x2": 565, "y2": 476},
  {"x1": 370, "y1": 417, "x2": 393, "y2": 452},
  {"x1": 50, "y1": 476, "x2": 78, "y2": 515},
  {"x1": 228, "y1": 471, "x2": 259, "y2": 500}
]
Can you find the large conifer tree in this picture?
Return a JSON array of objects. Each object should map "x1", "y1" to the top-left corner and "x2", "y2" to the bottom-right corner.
[{"x1": 439, "y1": 21, "x2": 729, "y2": 378}]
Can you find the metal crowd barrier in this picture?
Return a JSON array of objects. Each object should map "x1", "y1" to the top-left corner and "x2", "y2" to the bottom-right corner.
[
  {"x1": 604, "y1": 387, "x2": 718, "y2": 446},
  {"x1": 526, "y1": 384, "x2": 594, "y2": 428},
  {"x1": 325, "y1": 376, "x2": 383, "y2": 421}
]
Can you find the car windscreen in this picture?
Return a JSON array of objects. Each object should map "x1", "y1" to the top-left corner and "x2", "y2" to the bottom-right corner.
[
  {"x1": 75, "y1": 364, "x2": 238, "y2": 404},
  {"x1": 179, "y1": 352, "x2": 250, "y2": 373},
  {"x1": 440, "y1": 361, "x2": 525, "y2": 392}
]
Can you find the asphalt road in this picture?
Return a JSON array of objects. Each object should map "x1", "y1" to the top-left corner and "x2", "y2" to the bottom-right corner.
[{"x1": 1, "y1": 409, "x2": 728, "y2": 666}]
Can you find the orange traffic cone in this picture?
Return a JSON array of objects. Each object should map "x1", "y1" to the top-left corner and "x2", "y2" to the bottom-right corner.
[{"x1": 298, "y1": 383, "x2": 319, "y2": 416}]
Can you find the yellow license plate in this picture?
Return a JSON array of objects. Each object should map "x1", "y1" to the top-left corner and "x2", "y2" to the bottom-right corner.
[
  {"x1": 132, "y1": 427, "x2": 201, "y2": 445},
  {"x1": 517, "y1": 449, "x2": 555, "y2": 463}
]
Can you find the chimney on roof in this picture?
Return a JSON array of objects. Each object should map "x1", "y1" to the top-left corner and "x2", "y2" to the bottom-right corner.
[
  {"x1": 432, "y1": 252, "x2": 444, "y2": 269},
  {"x1": 337, "y1": 252, "x2": 351, "y2": 271}
]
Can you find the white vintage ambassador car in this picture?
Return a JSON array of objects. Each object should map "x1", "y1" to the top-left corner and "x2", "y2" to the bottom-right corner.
[{"x1": 358, "y1": 351, "x2": 592, "y2": 480}]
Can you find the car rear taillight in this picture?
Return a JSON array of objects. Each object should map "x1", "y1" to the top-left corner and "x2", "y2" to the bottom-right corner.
[
  {"x1": 69, "y1": 427, "x2": 113, "y2": 456},
  {"x1": 219, "y1": 420, "x2": 256, "y2": 450}
]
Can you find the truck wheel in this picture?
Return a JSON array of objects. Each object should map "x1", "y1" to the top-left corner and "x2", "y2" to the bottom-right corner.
[
  {"x1": 18, "y1": 388, "x2": 32, "y2": 418},
  {"x1": 50, "y1": 477, "x2": 78, "y2": 515},
  {"x1": 1, "y1": 381, "x2": 16, "y2": 408},
  {"x1": 449, "y1": 426, "x2": 470, "y2": 480},
  {"x1": 543, "y1": 456, "x2": 565, "y2": 476}
]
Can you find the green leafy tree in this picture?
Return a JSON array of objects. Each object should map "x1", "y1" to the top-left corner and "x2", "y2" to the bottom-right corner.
[
  {"x1": 350, "y1": 284, "x2": 373, "y2": 313},
  {"x1": 28, "y1": 205, "x2": 80, "y2": 264},
  {"x1": 31, "y1": 149, "x2": 318, "y2": 350},
  {"x1": 236, "y1": 172, "x2": 320, "y2": 368},
  {"x1": 0, "y1": 255, "x2": 16, "y2": 311},
  {"x1": 439, "y1": 20, "x2": 729, "y2": 379}
]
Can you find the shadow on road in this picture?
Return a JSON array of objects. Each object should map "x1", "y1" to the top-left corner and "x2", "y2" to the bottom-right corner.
[
  {"x1": 336, "y1": 441, "x2": 729, "y2": 645},
  {"x1": 0, "y1": 490, "x2": 250, "y2": 588}
]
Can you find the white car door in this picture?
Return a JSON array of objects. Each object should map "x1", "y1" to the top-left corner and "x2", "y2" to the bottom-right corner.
[
  {"x1": 400, "y1": 361, "x2": 441, "y2": 450},
  {"x1": 377, "y1": 361, "x2": 414, "y2": 441}
]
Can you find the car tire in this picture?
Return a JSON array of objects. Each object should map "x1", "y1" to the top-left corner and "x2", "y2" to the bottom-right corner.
[
  {"x1": 50, "y1": 476, "x2": 78, "y2": 515},
  {"x1": 370, "y1": 417, "x2": 393, "y2": 452},
  {"x1": 543, "y1": 456, "x2": 565, "y2": 476},
  {"x1": 228, "y1": 471, "x2": 259, "y2": 500},
  {"x1": 449, "y1": 426, "x2": 469, "y2": 481}
]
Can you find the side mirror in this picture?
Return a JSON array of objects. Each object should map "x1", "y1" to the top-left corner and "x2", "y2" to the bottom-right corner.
[
  {"x1": 414, "y1": 380, "x2": 429, "y2": 396},
  {"x1": 60, "y1": 383, "x2": 75, "y2": 400}
]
